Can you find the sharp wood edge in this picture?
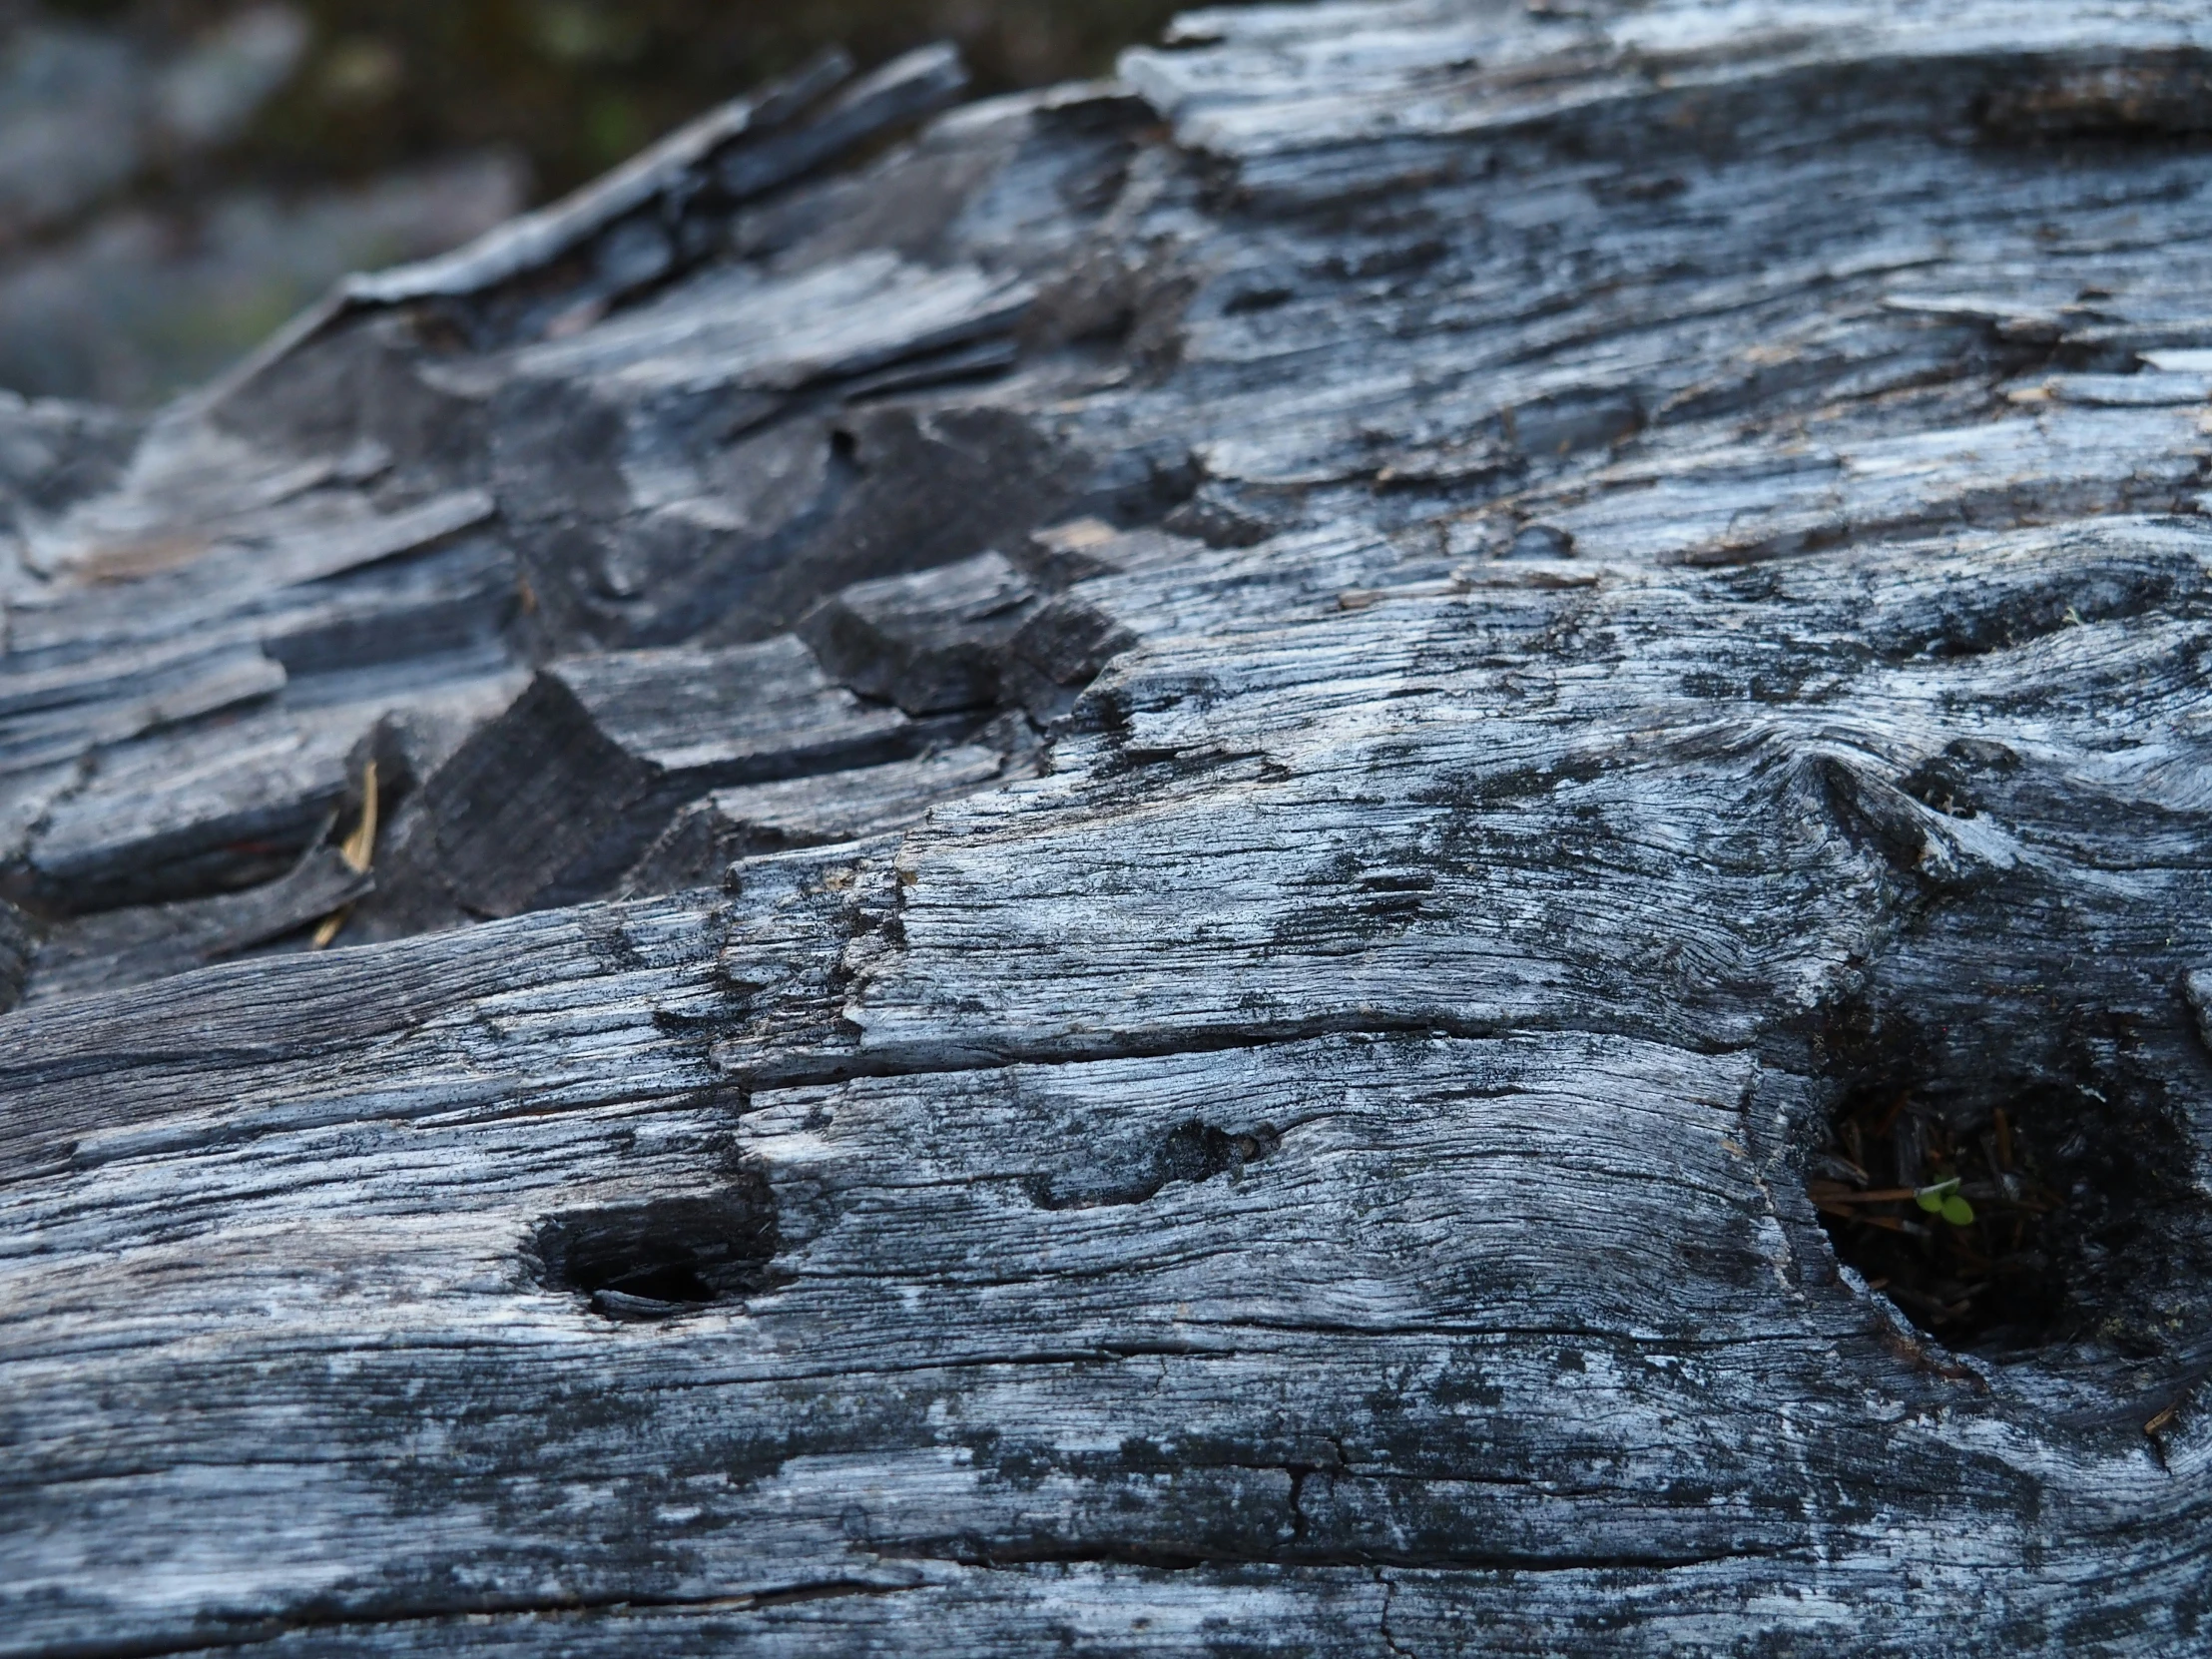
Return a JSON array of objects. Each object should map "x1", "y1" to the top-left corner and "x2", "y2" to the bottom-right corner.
[{"x1": 6, "y1": 2, "x2": 2212, "y2": 1653}]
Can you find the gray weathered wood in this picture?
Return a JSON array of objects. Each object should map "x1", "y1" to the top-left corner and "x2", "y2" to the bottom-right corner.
[
  {"x1": 6, "y1": 1, "x2": 2212, "y2": 1652},
  {"x1": 618, "y1": 744, "x2": 1016, "y2": 895}
]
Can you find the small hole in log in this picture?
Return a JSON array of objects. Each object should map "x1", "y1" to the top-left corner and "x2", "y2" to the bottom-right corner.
[
  {"x1": 531, "y1": 1175, "x2": 779, "y2": 1322},
  {"x1": 1814, "y1": 1085, "x2": 2068, "y2": 1349},
  {"x1": 1022, "y1": 1119, "x2": 1279, "y2": 1211},
  {"x1": 1812, "y1": 1069, "x2": 2201, "y2": 1360}
]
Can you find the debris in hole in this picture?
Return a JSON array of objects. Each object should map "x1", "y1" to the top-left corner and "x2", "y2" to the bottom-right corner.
[
  {"x1": 1813, "y1": 1088, "x2": 2068, "y2": 1349},
  {"x1": 531, "y1": 1180, "x2": 780, "y2": 1322}
]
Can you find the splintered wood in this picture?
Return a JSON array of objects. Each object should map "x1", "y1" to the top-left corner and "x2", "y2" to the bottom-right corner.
[{"x1": 4, "y1": 3, "x2": 2212, "y2": 1653}]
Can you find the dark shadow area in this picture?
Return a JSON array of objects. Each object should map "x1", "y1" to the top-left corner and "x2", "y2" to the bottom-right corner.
[
  {"x1": 1815, "y1": 1081, "x2": 2071, "y2": 1350},
  {"x1": 531, "y1": 1176, "x2": 782, "y2": 1321},
  {"x1": 1813, "y1": 1051, "x2": 2206, "y2": 1364}
]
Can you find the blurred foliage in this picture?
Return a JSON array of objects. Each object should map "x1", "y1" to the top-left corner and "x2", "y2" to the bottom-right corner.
[{"x1": 45, "y1": 0, "x2": 1191, "y2": 200}]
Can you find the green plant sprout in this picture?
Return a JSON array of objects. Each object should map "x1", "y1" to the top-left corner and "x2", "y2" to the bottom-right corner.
[{"x1": 1915, "y1": 1177, "x2": 1974, "y2": 1228}]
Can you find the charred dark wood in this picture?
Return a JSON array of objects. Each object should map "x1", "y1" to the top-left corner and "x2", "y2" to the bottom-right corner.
[
  {"x1": 6, "y1": 2, "x2": 2212, "y2": 1654},
  {"x1": 798, "y1": 551, "x2": 1043, "y2": 716},
  {"x1": 363, "y1": 636, "x2": 942, "y2": 925},
  {"x1": 26, "y1": 844, "x2": 373, "y2": 1003}
]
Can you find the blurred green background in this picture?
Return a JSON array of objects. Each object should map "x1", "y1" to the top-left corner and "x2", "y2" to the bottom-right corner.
[
  {"x1": 47, "y1": 0, "x2": 1189, "y2": 201},
  {"x1": 0, "y1": 0, "x2": 1200, "y2": 403}
]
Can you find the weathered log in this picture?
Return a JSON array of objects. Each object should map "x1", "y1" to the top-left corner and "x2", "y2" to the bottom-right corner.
[{"x1": 6, "y1": 1, "x2": 2212, "y2": 1652}]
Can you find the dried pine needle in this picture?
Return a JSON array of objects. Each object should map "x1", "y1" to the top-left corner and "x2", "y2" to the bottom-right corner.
[
  {"x1": 339, "y1": 763, "x2": 380, "y2": 874},
  {"x1": 311, "y1": 763, "x2": 380, "y2": 949}
]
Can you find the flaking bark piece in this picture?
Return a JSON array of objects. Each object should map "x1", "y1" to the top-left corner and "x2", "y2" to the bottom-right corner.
[
  {"x1": 377, "y1": 635, "x2": 925, "y2": 919},
  {"x1": 29, "y1": 845, "x2": 373, "y2": 1004},
  {"x1": 797, "y1": 550, "x2": 1041, "y2": 715},
  {"x1": 619, "y1": 743, "x2": 1007, "y2": 895}
]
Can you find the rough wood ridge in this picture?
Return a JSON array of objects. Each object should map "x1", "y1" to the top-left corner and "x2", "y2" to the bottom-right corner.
[{"x1": 7, "y1": 1, "x2": 2212, "y2": 1652}]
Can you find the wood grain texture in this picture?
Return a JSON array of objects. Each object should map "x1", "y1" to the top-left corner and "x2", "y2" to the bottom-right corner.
[{"x1": 6, "y1": 1, "x2": 2212, "y2": 1652}]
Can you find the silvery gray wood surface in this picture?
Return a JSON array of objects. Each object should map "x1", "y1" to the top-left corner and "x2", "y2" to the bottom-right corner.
[
  {"x1": 6, "y1": 1, "x2": 2212, "y2": 1653},
  {"x1": 617, "y1": 743, "x2": 1015, "y2": 895}
]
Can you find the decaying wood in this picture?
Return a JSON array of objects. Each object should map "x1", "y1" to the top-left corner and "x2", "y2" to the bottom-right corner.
[{"x1": 6, "y1": 1, "x2": 2212, "y2": 1652}]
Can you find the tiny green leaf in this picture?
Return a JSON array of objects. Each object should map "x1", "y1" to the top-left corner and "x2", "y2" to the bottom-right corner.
[
  {"x1": 1915, "y1": 1176, "x2": 1959, "y2": 1214},
  {"x1": 1940, "y1": 1195, "x2": 1975, "y2": 1227}
]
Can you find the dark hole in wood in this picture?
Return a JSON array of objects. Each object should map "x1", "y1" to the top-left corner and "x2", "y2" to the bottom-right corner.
[
  {"x1": 1812, "y1": 1072, "x2": 2197, "y2": 1359},
  {"x1": 1223, "y1": 283, "x2": 1293, "y2": 315},
  {"x1": 1023, "y1": 1119, "x2": 1279, "y2": 1211},
  {"x1": 531, "y1": 1175, "x2": 779, "y2": 1322},
  {"x1": 1156, "y1": 1121, "x2": 1252, "y2": 1188},
  {"x1": 1814, "y1": 1085, "x2": 2068, "y2": 1350}
]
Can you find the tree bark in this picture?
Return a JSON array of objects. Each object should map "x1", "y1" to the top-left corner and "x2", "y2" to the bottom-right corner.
[{"x1": 6, "y1": 3, "x2": 2212, "y2": 1652}]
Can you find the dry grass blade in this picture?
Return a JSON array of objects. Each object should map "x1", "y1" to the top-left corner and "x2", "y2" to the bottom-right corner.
[
  {"x1": 338, "y1": 763, "x2": 380, "y2": 875},
  {"x1": 310, "y1": 763, "x2": 379, "y2": 949}
]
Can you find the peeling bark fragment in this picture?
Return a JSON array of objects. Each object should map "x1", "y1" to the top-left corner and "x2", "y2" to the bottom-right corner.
[
  {"x1": 621, "y1": 745, "x2": 1010, "y2": 896},
  {"x1": 800, "y1": 551, "x2": 1042, "y2": 715},
  {"x1": 371, "y1": 637, "x2": 926, "y2": 922}
]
